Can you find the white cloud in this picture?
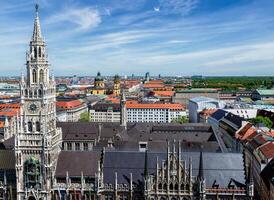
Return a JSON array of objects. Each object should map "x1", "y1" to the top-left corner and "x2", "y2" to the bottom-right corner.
[{"x1": 47, "y1": 7, "x2": 101, "y2": 30}]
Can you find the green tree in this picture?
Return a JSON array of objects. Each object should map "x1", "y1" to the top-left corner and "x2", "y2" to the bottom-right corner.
[
  {"x1": 249, "y1": 116, "x2": 273, "y2": 129},
  {"x1": 172, "y1": 116, "x2": 188, "y2": 124},
  {"x1": 79, "y1": 111, "x2": 90, "y2": 122}
]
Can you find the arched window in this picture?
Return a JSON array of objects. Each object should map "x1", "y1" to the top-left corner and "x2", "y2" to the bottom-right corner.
[
  {"x1": 34, "y1": 47, "x2": 37, "y2": 59},
  {"x1": 28, "y1": 122, "x2": 32, "y2": 132},
  {"x1": 39, "y1": 69, "x2": 44, "y2": 83},
  {"x1": 175, "y1": 183, "x2": 178, "y2": 190},
  {"x1": 180, "y1": 183, "x2": 184, "y2": 190},
  {"x1": 38, "y1": 89, "x2": 42, "y2": 97},
  {"x1": 158, "y1": 183, "x2": 162, "y2": 190},
  {"x1": 169, "y1": 183, "x2": 173, "y2": 190},
  {"x1": 32, "y1": 69, "x2": 37, "y2": 83},
  {"x1": 25, "y1": 89, "x2": 28, "y2": 96},
  {"x1": 163, "y1": 183, "x2": 167, "y2": 190},
  {"x1": 36, "y1": 122, "x2": 40, "y2": 132}
]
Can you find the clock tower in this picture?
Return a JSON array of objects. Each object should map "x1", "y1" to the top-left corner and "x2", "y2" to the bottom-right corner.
[{"x1": 15, "y1": 4, "x2": 62, "y2": 200}]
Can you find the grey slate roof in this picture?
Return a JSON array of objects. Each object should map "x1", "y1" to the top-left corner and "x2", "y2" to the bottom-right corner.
[
  {"x1": 92, "y1": 103, "x2": 120, "y2": 112},
  {"x1": 210, "y1": 109, "x2": 228, "y2": 121},
  {"x1": 103, "y1": 151, "x2": 245, "y2": 188},
  {"x1": 0, "y1": 150, "x2": 15, "y2": 170},
  {"x1": 55, "y1": 151, "x2": 100, "y2": 177},
  {"x1": 58, "y1": 122, "x2": 221, "y2": 152}
]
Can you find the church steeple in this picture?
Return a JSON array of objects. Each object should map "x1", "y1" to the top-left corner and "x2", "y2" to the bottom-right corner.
[
  {"x1": 32, "y1": 4, "x2": 43, "y2": 42},
  {"x1": 25, "y1": 4, "x2": 50, "y2": 86}
]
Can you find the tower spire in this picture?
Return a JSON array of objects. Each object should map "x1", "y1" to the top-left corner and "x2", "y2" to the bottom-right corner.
[{"x1": 32, "y1": 4, "x2": 43, "y2": 42}]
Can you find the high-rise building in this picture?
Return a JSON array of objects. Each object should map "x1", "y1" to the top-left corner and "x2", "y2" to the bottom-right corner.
[{"x1": 15, "y1": 5, "x2": 62, "y2": 200}]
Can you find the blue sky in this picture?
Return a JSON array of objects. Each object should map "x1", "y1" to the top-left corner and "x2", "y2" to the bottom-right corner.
[{"x1": 1, "y1": 0, "x2": 274, "y2": 76}]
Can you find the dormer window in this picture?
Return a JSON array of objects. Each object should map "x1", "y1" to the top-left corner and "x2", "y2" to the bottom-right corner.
[{"x1": 139, "y1": 142, "x2": 147, "y2": 152}]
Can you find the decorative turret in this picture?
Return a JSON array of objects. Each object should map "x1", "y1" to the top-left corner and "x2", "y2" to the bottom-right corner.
[
  {"x1": 246, "y1": 162, "x2": 254, "y2": 197},
  {"x1": 120, "y1": 90, "x2": 127, "y2": 129},
  {"x1": 32, "y1": 4, "x2": 43, "y2": 42},
  {"x1": 196, "y1": 151, "x2": 206, "y2": 200}
]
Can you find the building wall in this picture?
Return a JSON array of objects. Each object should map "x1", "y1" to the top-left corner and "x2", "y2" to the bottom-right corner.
[
  {"x1": 173, "y1": 91, "x2": 220, "y2": 106},
  {"x1": 188, "y1": 98, "x2": 225, "y2": 123},
  {"x1": 66, "y1": 105, "x2": 88, "y2": 122},
  {"x1": 126, "y1": 108, "x2": 186, "y2": 123},
  {"x1": 224, "y1": 109, "x2": 257, "y2": 119},
  {"x1": 90, "y1": 109, "x2": 121, "y2": 122}
]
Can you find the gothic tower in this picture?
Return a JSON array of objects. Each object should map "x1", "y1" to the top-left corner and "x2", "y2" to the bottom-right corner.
[{"x1": 15, "y1": 4, "x2": 62, "y2": 200}]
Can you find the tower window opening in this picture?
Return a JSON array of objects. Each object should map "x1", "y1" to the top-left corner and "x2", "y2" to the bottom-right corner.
[
  {"x1": 34, "y1": 47, "x2": 37, "y2": 59},
  {"x1": 39, "y1": 47, "x2": 42, "y2": 58},
  {"x1": 32, "y1": 69, "x2": 37, "y2": 83},
  {"x1": 38, "y1": 89, "x2": 42, "y2": 97},
  {"x1": 36, "y1": 122, "x2": 40, "y2": 132},
  {"x1": 39, "y1": 69, "x2": 44, "y2": 83},
  {"x1": 28, "y1": 122, "x2": 33, "y2": 132}
]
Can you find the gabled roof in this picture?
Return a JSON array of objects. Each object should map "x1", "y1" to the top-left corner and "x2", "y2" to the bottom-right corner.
[
  {"x1": 153, "y1": 91, "x2": 175, "y2": 97},
  {"x1": 261, "y1": 157, "x2": 274, "y2": 189},
  {"x1": 55, "y1": 151, "x2": 100, "y2": 177},
  {"x1": 56, "y1": 99, "x2": 84, "y2": 109},
  {"x1": 210, "y1": 109, "x2": 228, "y2": 121},
  {"x1": 258, "y1": 142, "x2": 274, "y2": 160},
  {"x1": 103, "y1": 151, "x2": 245, "y2": 187},
  {"x1": 256, "y1": 89, "x2": 274, "y2": 96}
]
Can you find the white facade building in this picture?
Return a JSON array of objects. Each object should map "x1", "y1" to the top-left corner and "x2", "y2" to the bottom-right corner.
[
  {"x1": 189, "y1": 97, "x2": 226, "y2": 123},
  {"x1": 126, "y1": 103, "x2": 186, "y2": 123}
]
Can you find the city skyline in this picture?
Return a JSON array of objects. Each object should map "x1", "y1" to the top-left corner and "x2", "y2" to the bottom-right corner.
[{"x1": 1, "y1": 0, "x2": 274, "y2": 76}]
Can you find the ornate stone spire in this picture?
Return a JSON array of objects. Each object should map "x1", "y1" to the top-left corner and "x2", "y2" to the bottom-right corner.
[{"x1": 32, "y1": 4, "x2": 43, "y2": 42}]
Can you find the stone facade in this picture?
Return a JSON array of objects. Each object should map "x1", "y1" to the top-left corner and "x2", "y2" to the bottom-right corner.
[{"x1": 15, "y1": 5, "x2": 62, "y2": 200}]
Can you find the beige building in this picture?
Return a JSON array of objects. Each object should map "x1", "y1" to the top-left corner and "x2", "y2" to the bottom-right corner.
[{"x1": 90, "y1": 102, "x2": 120, "y2": 122}]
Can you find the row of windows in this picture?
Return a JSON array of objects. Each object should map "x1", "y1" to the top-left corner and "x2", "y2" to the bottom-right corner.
[
  {"x1": 27, "y1": 121, "x2": 40, "y2": 132},
  {"x1": 32, "y1": 68, "x2": 46, "y2": 84},
  {"x1": 65, "y1": 142, "x2": 90, "y2": 151}
]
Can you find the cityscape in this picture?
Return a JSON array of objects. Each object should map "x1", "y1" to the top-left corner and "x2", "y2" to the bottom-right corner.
[{"x1": 1, "y1": 1, "x2": 274, "y2": 200}]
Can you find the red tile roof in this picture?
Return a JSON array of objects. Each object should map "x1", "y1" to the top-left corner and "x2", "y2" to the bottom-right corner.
[
  {"x1": 0, "y1": 121, "x2": 5, "y2": 128},
  {"x1": 258, "y1": 142, "x2": 274, "y2": 159},
  {"x1": 56, "y1": 100, "x2": 83, "y2": 109},
  {"x1": 105, "y1": 96, "x2": 120, "y2": 104},
  {"x1": 153, "y1": 91, "x2": 175, "y2": 97},
  {"x1": 143, "y1": 83, "x2": 164, "y2": 89},
  {"x1": 0, "y1": 103, "x2": 20, "y2": 109},
  {"x1": 0, "y1": 103, "x2": 20, "y2": 117}
]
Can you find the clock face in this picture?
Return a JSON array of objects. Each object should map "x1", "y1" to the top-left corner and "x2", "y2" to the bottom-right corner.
[{"x1": 28, "y1": 103, "x2": 38, "y2": 113}]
